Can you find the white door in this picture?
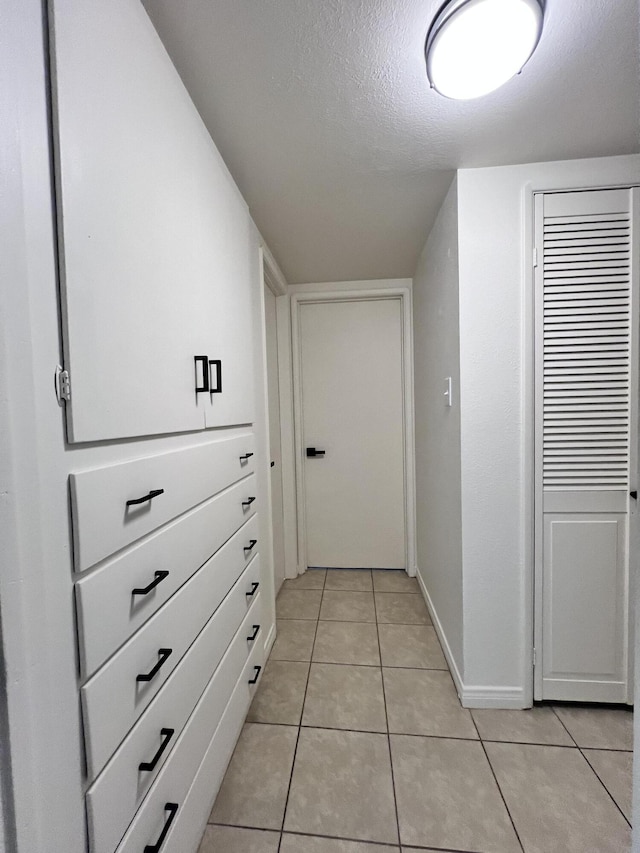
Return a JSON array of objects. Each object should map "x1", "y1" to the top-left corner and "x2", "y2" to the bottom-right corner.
[
  {"x1": 534, "y1": 187, "x2": 639, "y2": 703},
  {"x1": 264, "y1": 285, "x2": 286, "y2": 592},
  {"x1": 299, "y1": 298, "x2": 406, "y2": 569}
]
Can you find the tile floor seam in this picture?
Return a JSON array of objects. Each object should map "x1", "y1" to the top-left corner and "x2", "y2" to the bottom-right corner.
[
  {"x1": 280, "y1": 827, "x2": 404, "y2": 848},
  {"x1": 373, "y1": 581, "x2": 402, "y2": 849},
  {"x1": 470, "y1": 707, "x2": 526, "y2": 853},
  {"x1": 550, "y1": 704, "x2": 633, "y2": 830},
  {"x1": 317, "y1": 619, "x2": 432, "y2": 627},
  {"x1": 580, "y1": 748, "x2": 633, "y2": 829},
  {"x1": 277, "y1": 576, "x2": 326, "y2": 851}
]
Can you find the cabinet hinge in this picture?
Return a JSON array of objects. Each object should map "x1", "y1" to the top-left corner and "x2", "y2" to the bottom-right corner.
[
  {"x1": 55, "y1": 365, "x2": 71, "y2": 405},
  {"x1": 532, "y1": 648, "x2": 537, "y2": 667},
  {"x1": 533, "y1": 247, "x2": 538, "y2": 268}
]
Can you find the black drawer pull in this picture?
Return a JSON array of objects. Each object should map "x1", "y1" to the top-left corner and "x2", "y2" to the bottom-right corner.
[
  {"x1": 239, "y1": 452, "x2": 254, "y2": 462},
  {"x1": 132, "y1": 571, "x2": 169, "y2": 597},
  {"x1": 136, "y1": 648, "x2": 173, "y2": 683},
  {"x1": 244, "y1": 539, "x2": 258, "y2": 555},
  {"x1": 126, "y1": 489, "x2": 164, "y2": 508},
  {"x1": 248, "y1": 665, "x2": 262, "y2": 685},
  {"x1": 139, "y1": 728, "x2": 175, "y2": 772},
  {"x1": 242, "y1": 496, "x2": 256, "y2": 508},
  {"x1": 209, "y1": 359, "x2": 222, "y2": 394},
  {"x1": 194, "y1": 355, "x2": 209, "y2": 393},
  {"x1": 144, "y1": 802, "x2": 179, "y2": 853},
  {"x1": 246, "y1": 581, "x2": 259, "y2": 598},
  {"x1": 247, "y1": 624, "x2": 261, "y2": 642}
]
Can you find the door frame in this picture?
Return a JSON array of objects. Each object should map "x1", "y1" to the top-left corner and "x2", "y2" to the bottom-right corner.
[
  {"x1": 290, "y1": 287, "x2": 417, "y2": 577},
  {"x1": 262, "y1": 246, "x2": 288, "y2": 593},
  {"x1": 525, "y1": 182, "x2": 640, "y2": 706}
]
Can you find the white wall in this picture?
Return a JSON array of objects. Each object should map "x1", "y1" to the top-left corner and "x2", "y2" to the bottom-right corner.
[
  {"x1": 456, "y1": 153, "x2": 640, "y2": 707},
  {"x1": 412, "y1": 179, "x2": 464, "y2": 682}
]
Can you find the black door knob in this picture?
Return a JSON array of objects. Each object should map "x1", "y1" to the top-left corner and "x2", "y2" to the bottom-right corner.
[{"x1": 306, "y1": 447, "x2": 326, "y2": 458}]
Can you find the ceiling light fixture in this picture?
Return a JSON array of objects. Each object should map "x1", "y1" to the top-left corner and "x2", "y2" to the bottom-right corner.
[{"x1": 425, "y1": 0, "x2": 544, "y2": 100}]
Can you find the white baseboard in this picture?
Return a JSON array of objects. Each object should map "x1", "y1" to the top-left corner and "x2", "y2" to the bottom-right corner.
[
  {"x1": 416, "y1": 571, "x2": 529, "y2": 710},
  {"x1": 459, "y1": 684, "x2": 528, "y2": 709},
  {"x1": 416, "y1": 571, "x2": 464, "y2": 699},
  {"x1": 264, "y1": 622, "x2": 277, "y2": 659}
]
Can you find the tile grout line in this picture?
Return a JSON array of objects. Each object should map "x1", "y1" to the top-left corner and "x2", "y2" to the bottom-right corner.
[
  {"x1": 469, "y1": 712, "x2": 526, "y2": 853},
  {"x1": 550, "y1": 706, "x2": 632, "y2": 829},
  {"x1": 271, "y1": 656, "x2": 449, "y2": 672},
  {"x1": 276, "y1": 569, "x2": 327, "y2": 853},
  {"x1": 372, "y1": 573, "x2": 403, "y2": 850}
]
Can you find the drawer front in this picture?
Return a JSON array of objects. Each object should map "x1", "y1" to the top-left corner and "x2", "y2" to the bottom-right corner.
[
  {"x1": 114, "y1": 638, "x2": 263, "y2": 853},
  {"x1": 82, "y1": 529, "x2": 261, "y2": 779},
  {"x1": 71, "y1": 433, "x2": 256, "y2": 572},
  {"x1": 87, "y1": 594, "x2": 263, "y2": 853},
  {"x1": 76, "y1": 474, "x2": 257, "y2": 678}
]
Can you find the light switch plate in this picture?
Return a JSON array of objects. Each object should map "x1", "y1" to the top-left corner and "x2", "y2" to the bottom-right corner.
[{"x1": 444, "y1": 376, "x2": 453, "y2": 407}]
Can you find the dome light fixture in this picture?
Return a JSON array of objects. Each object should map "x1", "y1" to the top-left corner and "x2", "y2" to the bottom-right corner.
[{"x1": 425, "y1": 0, "x2": 544, "y2": 100}]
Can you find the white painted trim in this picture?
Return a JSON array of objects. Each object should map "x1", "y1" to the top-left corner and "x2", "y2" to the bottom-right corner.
[
  {"x1": 417, "y1": 572, "x2": 528, "y2": 709},
  {"x1": 254, "y1": 245, "x2": 278, "y2": 655},
  {"x1": 417, "y1": 571, "x2": 464, "y2": 698},
  {"x1": 522, "y1": 182, "x2": 536, "y2": 708},
  {"x1": 263, "y1": 621, "x2": 277, "y2": 660},
  {"x1": 276, "y1": 295, "x2": 299, "y2": 578},
  {"x1": 626, "y1": 187, "x2": 640, "y2": 703},
  {"x1": 460, "y1": 685, "x2": 528, "y2": 710},
  {"x1": 290, "y1": 287, "x2": 417, "y2": 576},
  {"x1": 262, "y1": 242, "x2": 288, "y2": 296}
]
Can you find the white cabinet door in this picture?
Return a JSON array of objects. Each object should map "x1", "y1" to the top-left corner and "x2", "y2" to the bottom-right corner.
[
  {"x1": 201, "y1": 184, "x2": 256, "y2": 429},
  {"x1": 50, "y1": 0, "x2": 253, "y2": 442}
]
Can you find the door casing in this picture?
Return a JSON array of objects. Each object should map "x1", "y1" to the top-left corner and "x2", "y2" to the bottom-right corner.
[{"x1": 290, "y1": 287, "x2": 417, "y2": 577}]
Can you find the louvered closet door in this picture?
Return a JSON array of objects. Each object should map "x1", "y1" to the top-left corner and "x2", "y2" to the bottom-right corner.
[{"x1": 534, "y1": 188, "x2": 638, "y2": 703}]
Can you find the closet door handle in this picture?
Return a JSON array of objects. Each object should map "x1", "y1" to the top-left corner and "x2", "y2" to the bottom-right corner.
[
  {"x1": 247, "y1": 625, "x2": 261, "y2": 642},
  {"x1": 242, "y1": 496, "x2": 256, "y2": 508},
  {"x1": 248, "y1": 665, "x2": 262, "y2": 685},
  {"x1": 136, "y1": 648, "x2": 173, "y2": 683},
  {"x1": 143, "y1": 802, "x2": 179, "y2": 853},
  {"x1": 126, "y1": 489, "x2": 164, "y2": 507},
  {"x1": 209, "y1": 359, "x2": 222, "y2": 394},
  {"x1": 194, "y1": 355, "x2": 210, "y2": 393},
  {"x1": 244, "y1": 539, "x2": 258, "y2": 555},
  {"x1": 132, "y1": 571, "x2": 169, "y2": 597},
  {"x1": 246, "y1": 581, "x2": 259, "y2": 597},
  {"x1": 138, "y1": 728, "x2": 175, "y2": 772},
  {"x1": 631, "y1": 490, "x2": 638, "y2": 500},
  {"x1": 239, "y1": 452, "x2": 254, "y2": 462}
]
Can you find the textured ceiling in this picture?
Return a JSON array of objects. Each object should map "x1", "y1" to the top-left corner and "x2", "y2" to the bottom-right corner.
[{"x1": 142, "y1": 0, "x2": 640, "y2": 283}]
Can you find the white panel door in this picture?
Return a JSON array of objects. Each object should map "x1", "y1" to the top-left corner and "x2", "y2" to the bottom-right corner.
[
  {"x1": 534, "y1": 187, "x2": 638, "y2": 703},
  {"x1": 51, "y1": 0, "x2": 253, "y2": 442},
  {"x1": 264, "y1": 285, "x2": 285, "y2": 591},
  {"x1": 299, "y1": 299, "x2": 406, "y2": 569}
]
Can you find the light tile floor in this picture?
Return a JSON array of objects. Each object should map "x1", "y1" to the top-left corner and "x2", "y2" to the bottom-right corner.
[{"x1": 200, "y1": 569, "x2": 633, "y2": 853}]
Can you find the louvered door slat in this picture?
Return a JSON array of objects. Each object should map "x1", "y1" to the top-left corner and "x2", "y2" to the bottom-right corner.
[{"x1": 539, "y1": 195, "x2": 631, "y2": 491}]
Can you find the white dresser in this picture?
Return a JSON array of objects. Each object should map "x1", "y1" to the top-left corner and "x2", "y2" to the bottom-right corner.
[{"x1": 70, "y1": 435, "x2": 265, "y2": 852}]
